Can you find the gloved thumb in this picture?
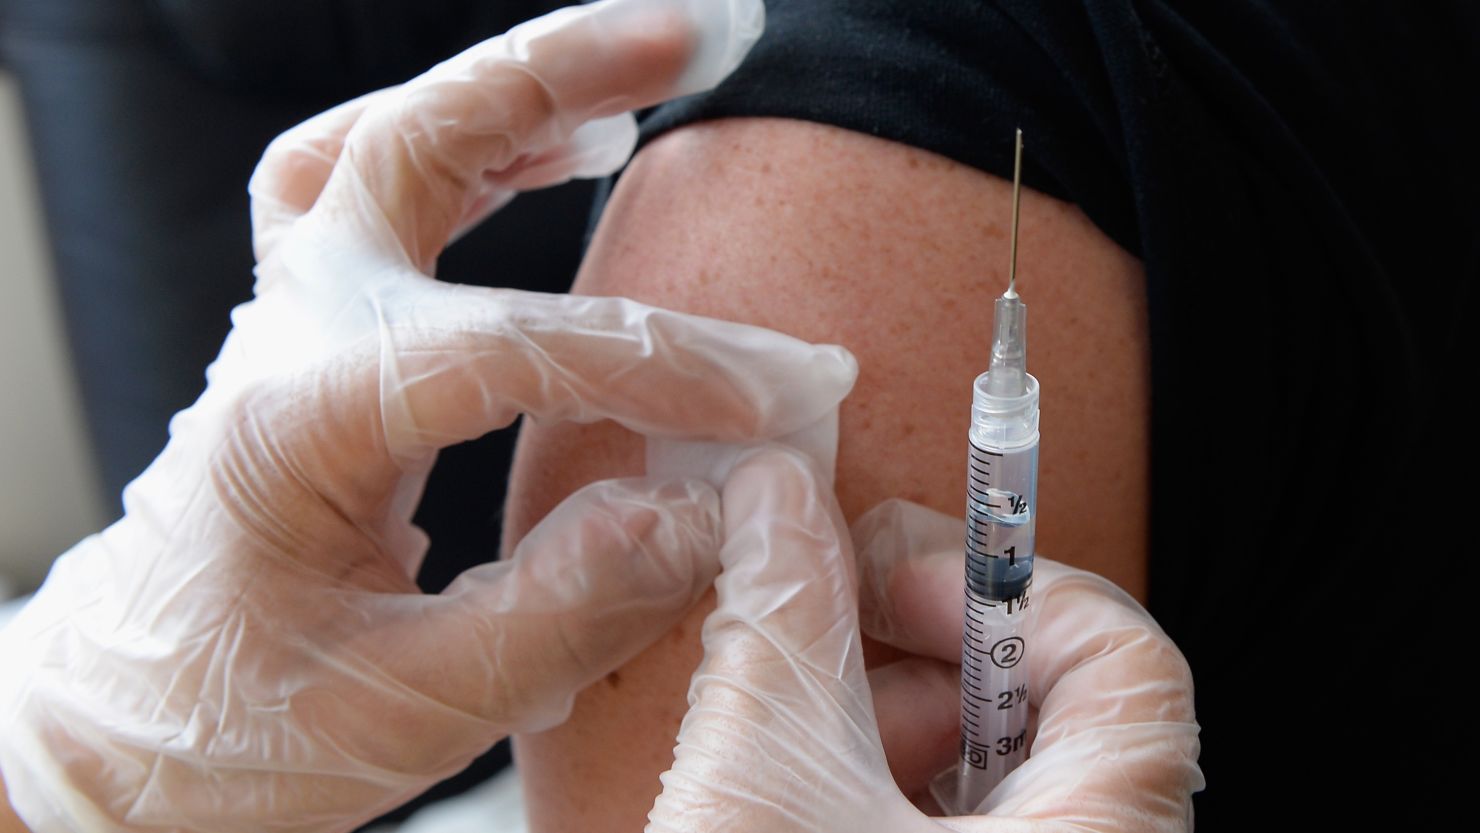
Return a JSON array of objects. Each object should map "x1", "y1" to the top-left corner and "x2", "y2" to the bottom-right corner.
[
  {"x1": 649, "y1": 448, "x2": 915, "y2": 832},
  {"x1": 334, "y1": 476, "x2": 724, "y2": 749}
]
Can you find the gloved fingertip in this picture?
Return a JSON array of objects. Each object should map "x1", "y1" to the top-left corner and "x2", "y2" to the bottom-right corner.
[
  {"x1": 546, "y1": 476, "x2": 723, "y2": 596},
  {"x1": 626, "y1": 476, "x2": 726, "y2": 594},
  {"x1": 821, "y1": 342, "x2": 861, "y2": 388},
  {"x1": 669, "y1": 0, "x2": 766, "y2": 97},
  {"x1": 417, "y1": 476, "x2": 723, "y2": 729},
  {"x1": 736, "y1": 340, "x2": 855, "y2": 440}
]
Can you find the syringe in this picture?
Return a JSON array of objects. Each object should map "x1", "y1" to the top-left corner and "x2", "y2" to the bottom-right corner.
[{"x1": 931, "y1": 129, "x2": 1040, "y2": 815}]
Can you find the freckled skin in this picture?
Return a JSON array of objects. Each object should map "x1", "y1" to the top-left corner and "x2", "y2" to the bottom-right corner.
[{"x1": 503, "y1": 118, "x2": 1150, "y2": 832}]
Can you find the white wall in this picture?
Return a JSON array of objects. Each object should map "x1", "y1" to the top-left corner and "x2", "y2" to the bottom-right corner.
[{"x1": 0, "y1": 71, "x2": 109, "y2": 595}]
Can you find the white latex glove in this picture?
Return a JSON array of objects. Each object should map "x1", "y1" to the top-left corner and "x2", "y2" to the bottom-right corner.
[
  {"x1": 0, "y1": 1, "x2": 864, "y2": 830},
  {"x1": 648, "y1": 456, "x2": 1203, "y2": 832}
]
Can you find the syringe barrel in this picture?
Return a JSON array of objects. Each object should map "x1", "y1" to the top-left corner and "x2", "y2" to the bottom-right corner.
[
  {"x1": 953, "y1": 370, "x2": 1040, "y2": 812},
  {"x1": 966, "y1": 371, "x2": 1039, "y2": 601},
  {"x1": 966, "y1": 439, "x2": 1037, "y2": 601},
  {"x1": 954, "y1": 596, "x2": 1031, "y2": 812}
]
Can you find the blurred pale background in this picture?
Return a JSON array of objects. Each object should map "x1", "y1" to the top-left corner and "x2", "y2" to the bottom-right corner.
[{"x1": 0, "y1": 69, "x2": 109, "y2": 598}]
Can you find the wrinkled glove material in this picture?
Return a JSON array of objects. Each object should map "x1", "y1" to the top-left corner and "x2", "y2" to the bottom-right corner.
[{"x1": 647, "y1": 480, "x2": 1204, "y2": 832}]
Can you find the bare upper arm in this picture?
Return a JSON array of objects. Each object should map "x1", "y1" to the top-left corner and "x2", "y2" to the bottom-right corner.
[{"x1": 503, "y1": 117, "x2": 1149, "y2": 831}]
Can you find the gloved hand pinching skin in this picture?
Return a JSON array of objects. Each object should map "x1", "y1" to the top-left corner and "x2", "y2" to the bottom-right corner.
[
  {"x1": 649, "y1": 456, "x2": 1202, "y2": 832},
  {"x1": 0, "y1": 2, "x2": 862, "y2": 831}
]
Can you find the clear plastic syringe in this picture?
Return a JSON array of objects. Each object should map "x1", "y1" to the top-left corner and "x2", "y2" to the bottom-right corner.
[{"x1": 931, "y1": 129, "x2": 1040, "y2": 816}]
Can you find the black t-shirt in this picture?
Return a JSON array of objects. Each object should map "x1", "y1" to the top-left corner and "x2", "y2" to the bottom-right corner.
[{"x1": 634, "y1": 1, "x2": 1476, "y2": 826}]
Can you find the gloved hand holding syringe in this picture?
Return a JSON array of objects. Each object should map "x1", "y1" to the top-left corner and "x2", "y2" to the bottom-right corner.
[
  {"x1": 929, "y1": 130, "x2": 1039, "y2": 814},
  {"x1": 645, "y1": 130, "x2": 1203, "y2": 832}
]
